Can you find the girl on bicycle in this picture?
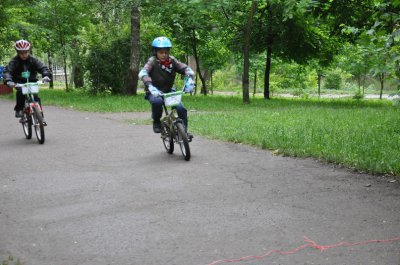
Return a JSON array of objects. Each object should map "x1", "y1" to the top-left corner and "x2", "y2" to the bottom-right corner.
[{"x1": 139, "y1": 36, "x2": 195, "y2": 136}]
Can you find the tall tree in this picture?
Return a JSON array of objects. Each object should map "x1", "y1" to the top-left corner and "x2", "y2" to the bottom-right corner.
[
  {"x1": 341, "y1": 0, "x2": 400, "y2": 94},
  {"x1": 0, "y1": 0, "x2": 12, "y2": 60},
  {"x1": 242, "y1": 1, "x2": 257, "y2": 104},
  {"x1": 30, "y1": 0, "x2": 90, "y2": 91},
  {"x1": 219, "y1": 1, "x2": 264, "y2": 100},
  {"x1": 0, "y1": 0, "x2": 39, "y2": 60},
  {"x1": 258, "y1": 0, "x2": 339, "y2": 99},
  {"x1": 142, "y1": 0, "x2": 222, "y2": 95},
  {"x1": 220, "y1": 0, "x2": 338, "y2": 99},
  {"x1": 126, "y1": 0, "x2": 140, "y2": 95}
]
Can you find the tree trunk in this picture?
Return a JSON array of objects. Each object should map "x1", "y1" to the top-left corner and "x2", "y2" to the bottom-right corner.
[
  {"x1": 63, "y1": 55, "x2": 69, "y2": 91},
  {"x1": 242, "y1": 1, "x2": 257, "y2": 104},
  {"x1": 379, "y1": 73, "x2": 384, "y2": 99},
  {"x1": 60, "y1": 35, "x2": 69, "y2": 91},
  {"x1": 191, "y1": 28, "x2": 207, "y2": 95},
  {"x1": 264, "y1": 0, "x2": 273, "y2": 100},
  {"x1": 69, "y1": 40, "x2": 84, "y2": 89},
  {"x1": 126, "y1": 1, "x2": 140, "y2": 95},
  {"x1": 47, "y1": 51, "x2": 54, "y2": 89},
  {"x1": 253, "y1": 68, "x2": 257, "y2": 96},
  {"x1": 264, "y1": 47, "x2": 272, "y2": 100},
  {"x1": 362, "y1": 71, "x2": 367, "y2": 95},
  {"x1": 210, "y1": 70, "x2": 213, "y2": 95},
  {"x1": 203, "y1": 69, "x2": 211, "y2": 94},
  {"x1": 194, "y1": 71, "x2": 198, "y2": 95},
  {"x1": 69, "y1": 67, "x2": 74, "y2": 89},
  {"x1": 317, "y1": 73, "x2": 322, "y2": 97},
  {"x1": 73, "y1": 65, "x2": 84, "y2": 88}
]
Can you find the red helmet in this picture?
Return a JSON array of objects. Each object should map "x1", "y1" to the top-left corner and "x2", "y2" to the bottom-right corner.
[{"x1": 15, "y1": 40, "x2": 31, "y2": 51}]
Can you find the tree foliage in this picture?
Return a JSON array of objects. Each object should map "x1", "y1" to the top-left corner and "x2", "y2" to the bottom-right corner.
[{"x1": 0, "y1": 0, "x2": 398, "y2": 98}]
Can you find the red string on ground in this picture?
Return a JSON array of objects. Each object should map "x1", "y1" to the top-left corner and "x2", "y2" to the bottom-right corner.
[{"x1": 206, "y1": 236, "x2": 400, "y2": 265}]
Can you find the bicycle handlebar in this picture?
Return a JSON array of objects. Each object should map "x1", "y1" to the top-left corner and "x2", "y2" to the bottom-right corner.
[
  {"x1": 152, "y1": 84, "x2": 192, "y2": 97},
  {"x1": 15, "y1": 81, "x2": 46, "y2": 88}
]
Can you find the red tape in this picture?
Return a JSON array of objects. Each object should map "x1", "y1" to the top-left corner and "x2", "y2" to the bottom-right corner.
[{"x1": 206, "y1": 236, "x2": 400, "y2": 265}]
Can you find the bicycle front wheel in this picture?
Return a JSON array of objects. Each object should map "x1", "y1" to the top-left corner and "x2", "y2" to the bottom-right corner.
[
  {"x1": 161, "y1": 121, "x2": 174, "y2": 154},
  {"x1": 22, "y1": 111, "x2": 32, "y2": 139},
  {"x1": 176, "y1": 122, "x2": 190, "y2": 161},
  {"x1": 33, "y1": 105, "x2": 45, "y2": 144}
]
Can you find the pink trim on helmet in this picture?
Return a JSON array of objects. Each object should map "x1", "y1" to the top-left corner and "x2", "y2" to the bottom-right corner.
[{"x1": 15, "y1": 40, "x2": 31, "y2": 51}]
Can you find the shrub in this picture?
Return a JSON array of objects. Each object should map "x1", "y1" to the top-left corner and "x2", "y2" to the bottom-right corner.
[
  {"x1": 86, "y1": 36, "x2": 130, "y2": 94},
  {"x1": 324, "y1": 70, "x2": 342, "y2": 90},
  {"x1": 353, "y1": 90, "x2": 364, "y2": 99}
]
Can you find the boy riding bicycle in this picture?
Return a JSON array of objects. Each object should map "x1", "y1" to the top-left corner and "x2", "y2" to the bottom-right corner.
[
  {"x1": 3, "y1": 40, "x2": 51, "y2": 121},
  {"x1": 139, "y1": 36, "x2": 195, "y2": 137}
]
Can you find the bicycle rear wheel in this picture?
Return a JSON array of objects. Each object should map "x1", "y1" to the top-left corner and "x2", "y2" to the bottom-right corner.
[
  {"x1": 176, "y1": 122, "x2": 190, "y2": 161},
  {"x1": 33, "y1": 105, "x2": 45, "y2": 144},
  {"x1": 161, "y1": 121, "x2": 174, "y2": 154},
  {"x1": 22, "y1": 111, "x2": 32, "y2": 139}
]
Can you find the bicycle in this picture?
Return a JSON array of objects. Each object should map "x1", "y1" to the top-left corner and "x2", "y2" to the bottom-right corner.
[
  {"x1": 159, "y1": 89, "x2": 191, "y2": 161},
  {"x1": 16, "y1": 81, "x2": 46, "y2": 144}
]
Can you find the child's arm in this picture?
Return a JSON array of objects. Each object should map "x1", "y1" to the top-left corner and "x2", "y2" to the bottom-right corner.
[
  {"x1": 3, "y1": 61, "x2": 15, "y2": 85},
  {"x1": 171, "y1": 56, "x2": 194, "y2": 77},
  {"x1": 138, "y1": 57, "x2": 155, "y2": 86},
  {"x1": 33, "y1": 57, "x2": 51, "y2": 78},
  {"x1": 139, "y1": 57, "x2": 161, "y2": 96}
]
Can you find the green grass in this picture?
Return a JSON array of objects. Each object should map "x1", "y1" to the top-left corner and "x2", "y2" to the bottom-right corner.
[
  {"x1": 190, "y1": 98, "x2": 399, "y2": 176},
  {"x1": 1, "y1": 256, "x2": 23, "y2": 265},
  {"x1": 2, "y1": 89, "x2": 399, "y2": 176},
  {"x1": 41, "y1": 89, "x2": 150, "y2": 112}
]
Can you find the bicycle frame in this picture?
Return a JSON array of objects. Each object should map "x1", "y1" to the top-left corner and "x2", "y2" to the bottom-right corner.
[
  {"x1": 160, "y1": 88, "x2": 185, "y2": 133},
  {"x1": 24, "y1": 93, "x2": 42, "y2": 116},
  {"x1": 17, "y1": 82, "x2": 46, "y2": 144},
  {"x1": 19, "y1": 82, "x2": 43, "y2": 119},
  {"x1": 160, "y1": 97, "x2": 183, "y2": 144},
  {"x1": 162, "y1": 101, "x2": 180, "y2": 126},
  {"x1": 159, "y1": 89, "x2": 191, "y2": 161}
]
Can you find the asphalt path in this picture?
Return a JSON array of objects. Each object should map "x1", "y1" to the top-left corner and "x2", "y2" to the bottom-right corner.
[{"x1": 1, "y1": 98, "x2": 399, "y2": 265}]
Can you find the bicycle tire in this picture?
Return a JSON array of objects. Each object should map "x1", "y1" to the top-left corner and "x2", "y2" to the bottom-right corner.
[
  {"x1": 22, "y1": 111, "x2": 32, "y2": 139},
  {"x1": 33, "y1": 105, "x2": 45, "y2": 144},
  {"x1": 161, "y1": 121, "x2": 174, "y2": 154},
  {"x1": 176, "y1": 122, "x2": 190, "y2": 161}
]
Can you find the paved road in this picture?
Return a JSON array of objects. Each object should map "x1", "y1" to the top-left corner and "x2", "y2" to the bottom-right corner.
[{"x1": 1, "y1": 98, "x2": 399, "y2": 265}]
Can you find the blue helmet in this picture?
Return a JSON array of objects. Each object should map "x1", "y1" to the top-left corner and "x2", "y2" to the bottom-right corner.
[{"x1": 151, "y1": 37, "x2": 172, "y2": 49}]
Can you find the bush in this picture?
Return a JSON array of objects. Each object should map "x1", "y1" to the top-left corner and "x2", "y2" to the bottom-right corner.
[
  {"x1": 324, "y1": 70, "x2": 342, "y2": 90},
  {"x1": 86, "y1": 36, "x2": 130, "y2": 94},
  {"x1": 353, "y1": 90, "x2": 364, "y2": 99}
]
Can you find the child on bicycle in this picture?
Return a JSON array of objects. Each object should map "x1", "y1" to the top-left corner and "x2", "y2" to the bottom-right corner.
[
  {"x1": 139, "y1": 36, "x2": 195, "y2": 137},
  {"x1": 3, "y1": 40, "x2": 51, "y2": 119}
]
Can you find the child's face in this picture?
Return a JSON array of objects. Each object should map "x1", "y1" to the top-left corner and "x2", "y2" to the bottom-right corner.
[
  {"x1": 156, "y1": 48, "x2": 170, "y2": 61},
  {"x1": 17, "y1": 51, "x2": 30, "y2": 61}
]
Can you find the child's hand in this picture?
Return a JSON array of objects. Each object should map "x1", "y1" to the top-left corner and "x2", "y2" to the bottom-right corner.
[
  {"x1": 6, "y1": 81, "x2": 15, "y2": 88},
  {"x1": 42, "y1": 76, "x2": 51, "y2": 83},
  {"x1": 184, "y1": 77, "x2": 195, "y2": 93}
]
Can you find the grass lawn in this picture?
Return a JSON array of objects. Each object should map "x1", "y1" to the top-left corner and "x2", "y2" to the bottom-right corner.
[{"x1": 2, "y1": 88, "x2": 399, "y2": 176}]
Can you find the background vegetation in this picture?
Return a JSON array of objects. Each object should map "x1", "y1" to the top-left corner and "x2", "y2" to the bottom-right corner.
[
  {"x1": 0, "y1": 0, "x2": 398, "y2": 98},
  {"x1": 0, "y1": 0, "x2": 399, "y2": 176}
]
